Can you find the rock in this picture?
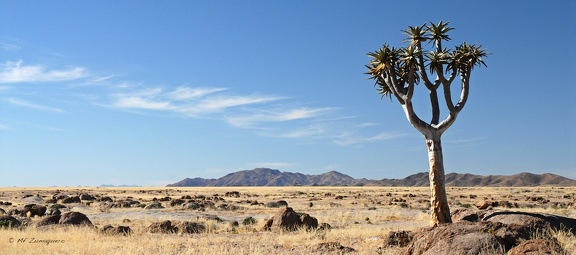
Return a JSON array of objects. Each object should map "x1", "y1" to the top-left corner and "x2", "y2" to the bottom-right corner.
[
  {"x1": 58, "y1": 211, "x2": 93, "y2": 226},
  {"x1": 507, "y1": 238, "x2": 566, "y2": 255},
  {"x1": 101, "y1": 224, "x2": 132, "y2": 236},
  {"x1": 225, "y1": 191, "x2": 240, "y2": 198},
  {"x1": 176, "y1": 221, "x2": 205, "y2": 234},
  {"x1": 46, "y1": 208, "x2": 62, "y2": 216},
  {"x1": 147, "y1": 220, "x2": 178, "y2": 234},
  {"x1": 98, "y1": 196, "x2": 113, "y2": 202},
  {"x1": 21, "y1": 204, "x2": 47, "y2": 217},
  {"x1": 0, "y1": 208, "x2": 5, "y2": 215},
  {"x1": 36, "y1": 215, "x2": 62, "y2": 227},
  {"x1": 144, "y1": 201, "x2": 164, "y2": 209},
  {"x1": 402, "y1": 221, "x2": 507, "y2": 255},
  {"x1": 299, "y1": 213, "x2": 318, "y2": 230},
  {"x1": 313, "y1": 242, "x2": 355, "y2": 253},
  {"x1": 261, "y1": 207, "x2": 319, "y2": 232},
  {"x1": 21, "y1": 195, "x2": 45, "y2": 204},
  {"x1": 384, "y1": 230, "x2": 414, "y2": 247},
  {"x1": 0, "y1": 215, "x2": 21, "y2": 229},
  {"x1": 483, "y1": 211, "x2": 576, "y2": 235},
  {"x1": 79, "y1": 193, "x2": 96, "y2": 201},
  {"x1": 476, "y1": 200, "x2": 491, "y2": 210},
  {"x1": 60, "y1": 196, "x2": 81, "y2": 204},
  {"x1": 169, "y1": 199, "x2": 185, "y2": 207}
]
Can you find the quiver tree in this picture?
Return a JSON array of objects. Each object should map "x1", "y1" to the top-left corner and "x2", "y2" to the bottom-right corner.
[{"x1": 366, "y1": 21, "x2": 488, "y2": 226}]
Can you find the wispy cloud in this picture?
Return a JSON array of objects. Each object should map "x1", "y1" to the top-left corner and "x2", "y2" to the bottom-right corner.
[
  {"x1": 225, "y1": 107, "x2": 335, "y2": 128},
  {"x1": 168, "y1": 86, "x2": 227, "y2": 100},
  {"x1": 109, "y1": 86, "x2": 282, "y2": 117},
  {"x1": 262, "y1": 125, "x2": 325, "y2": 139},
  {"x1": 0, "y1": 42, "x2": 20, "y2": 51},
  {"x1": 334, "y1": 131, "x2": 407, "y2": 146},
  {"x1": 6, "y1": 98, "x2": 64, "y2": 113},
  {"x1": 0, "y1": 60, "x2": 86, "y2": 83}
]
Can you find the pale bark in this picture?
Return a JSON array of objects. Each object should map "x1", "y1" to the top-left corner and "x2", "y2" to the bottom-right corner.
[{"x1": 425, "y1": 135, "x2": 452, "y2": 226}]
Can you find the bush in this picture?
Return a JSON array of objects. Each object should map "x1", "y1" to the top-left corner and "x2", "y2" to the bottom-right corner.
[{"x1": 242, "y1": 217, "x2": 257, "y2": 225}]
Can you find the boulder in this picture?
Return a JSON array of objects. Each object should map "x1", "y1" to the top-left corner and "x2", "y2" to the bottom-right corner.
[
  {"x1": 58, "y1": 211, "x2": 93, "y2": 226},
  {"x1": 60, "y1": 196, "x2": 81, "y2": 204},
  {"x1": 483, "y1": 211, "x2": 576, "y2": 235},
  {"x1": 21, "y1": 204, "x2": 47, "y2": 217},
  {"x1": 21, "y1": 195, "x2": 45, "y2": 204},
  {"x1": 0, "y1": 215, "x2": 21, "y2": 229},
  {"x1": 476, "y1": 200, "x2": 491, "y2": 210},
  {"x1": 147, "y1": 220, "x2": 178, "y2": 234},
  {"x1": 384, "y1": 230, "x2": 414, "y2": 247},
  {"x1": 36, "y1": 215, "x2": 62, "y2": 227},
  {"x1": 79, "y1": 193, "x2": 96, "y2": 201},
  {"x1": 507, "y1": 238, "x2": 566, "y2": 255},
  {"x1": 176, "y1": 221, "x2": 206, "y2": 234},
  {"x1": 144, "y1": 201, "x2": 164, "y2": 209},
  {"x1": 402, "y1": 222, "x2": 507, "y2": 255},
  {"x1": 261, "y1": 207, "x2": 319, "y2": 232},
  {"x1": 101, "y1": 224, "x2": 132, "y2": 236}
]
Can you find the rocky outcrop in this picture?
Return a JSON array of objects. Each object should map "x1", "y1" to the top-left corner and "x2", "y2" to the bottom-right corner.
[
  {"x1": 400, "y1": 210, "x2": 575, "y2": 255},
  {"x1": 261, "y1": 207, "x2": 319, "y2": 232}
]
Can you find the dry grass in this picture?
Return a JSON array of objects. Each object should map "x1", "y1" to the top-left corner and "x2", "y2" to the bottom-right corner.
[{"x1": 0, "y1": 186, "x2": 574, "y2": 254}]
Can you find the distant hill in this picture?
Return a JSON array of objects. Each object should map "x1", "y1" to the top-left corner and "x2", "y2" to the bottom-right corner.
[{"x1": 166, "y1": 168, "x2": 576, "y2": 187}]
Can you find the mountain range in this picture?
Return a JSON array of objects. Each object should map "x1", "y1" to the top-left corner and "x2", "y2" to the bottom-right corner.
[{"x1": 166, "y1": 168, "x2": 576, "y2": 187}]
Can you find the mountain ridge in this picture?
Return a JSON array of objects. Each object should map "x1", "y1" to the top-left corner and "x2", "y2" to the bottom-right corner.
[{"x1": 166, "y1": 168, "x2": 576, "y2": 187}]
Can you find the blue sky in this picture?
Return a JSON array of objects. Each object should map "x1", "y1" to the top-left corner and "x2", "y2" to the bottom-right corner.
[{"x1": 1, "y1": 1, "x2": 574, "y2": 186}]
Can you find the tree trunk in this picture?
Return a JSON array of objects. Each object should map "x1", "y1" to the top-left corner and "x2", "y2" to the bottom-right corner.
[{"x1": 426, "y1": 135, "x2": 452, "y2": 226}]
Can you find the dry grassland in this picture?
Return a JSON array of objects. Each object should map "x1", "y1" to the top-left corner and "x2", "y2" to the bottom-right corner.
[{"x1": 0, "y1": 186, "x2": 575, "y2": 254}]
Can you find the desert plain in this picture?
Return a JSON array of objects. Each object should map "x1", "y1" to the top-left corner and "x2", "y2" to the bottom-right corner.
[{"x1": 0, "y1": 186, "x2": 575, "y2": 255}]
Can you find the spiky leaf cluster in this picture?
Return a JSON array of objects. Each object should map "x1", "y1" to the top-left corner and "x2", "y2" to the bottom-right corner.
[{"x1": 366, "y1": 21, "x2": 488, "y2": 99}]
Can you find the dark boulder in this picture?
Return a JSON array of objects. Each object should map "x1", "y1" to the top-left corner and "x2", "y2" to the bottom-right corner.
[
  {"x1": 176, "y1": 221, "x2": 206, "y2": 234},
  {"x1": 101, "y1": 224, "x2": 132, "y2": 236},
  {"x1": 261, "y1": 207, "x2": 319, "y2": 232},
  {"x1": 58, "y1": 211, "x2": 93, "y2": 226},
  {"x1": 0, "y1": 215, "x2": 21, "y2": 229},
  {"x1": 36, "y1": 215, "x2": 62, "y2": 227},
  {"x1": 147, "y1": 220, "x2": 178, "y2": 234},
  {"x1": 384, "y1": 230, "x2": 414, "y2": 247},
  {"x1": 21, "y1": 204, "x2": 47, "y2": 217}
]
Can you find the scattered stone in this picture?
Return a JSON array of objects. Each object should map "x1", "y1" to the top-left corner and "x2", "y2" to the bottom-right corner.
[
  {"x1": 313, "y1": 242, "x2": 355, "y2": 253},
  {"x1": 225, "y1": 191, "x2": 240, "y2": 198},
  {"x1": 0, "y1": 215, "x2": 21, "y2": 229},
  {"x1": 384, "y1": 230, "x2": 414, "y2": 247}
]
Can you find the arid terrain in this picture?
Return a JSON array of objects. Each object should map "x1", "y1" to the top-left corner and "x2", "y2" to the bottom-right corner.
[{"x1": 1, "y1": 186, "x2": 575, "y2": 254}]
